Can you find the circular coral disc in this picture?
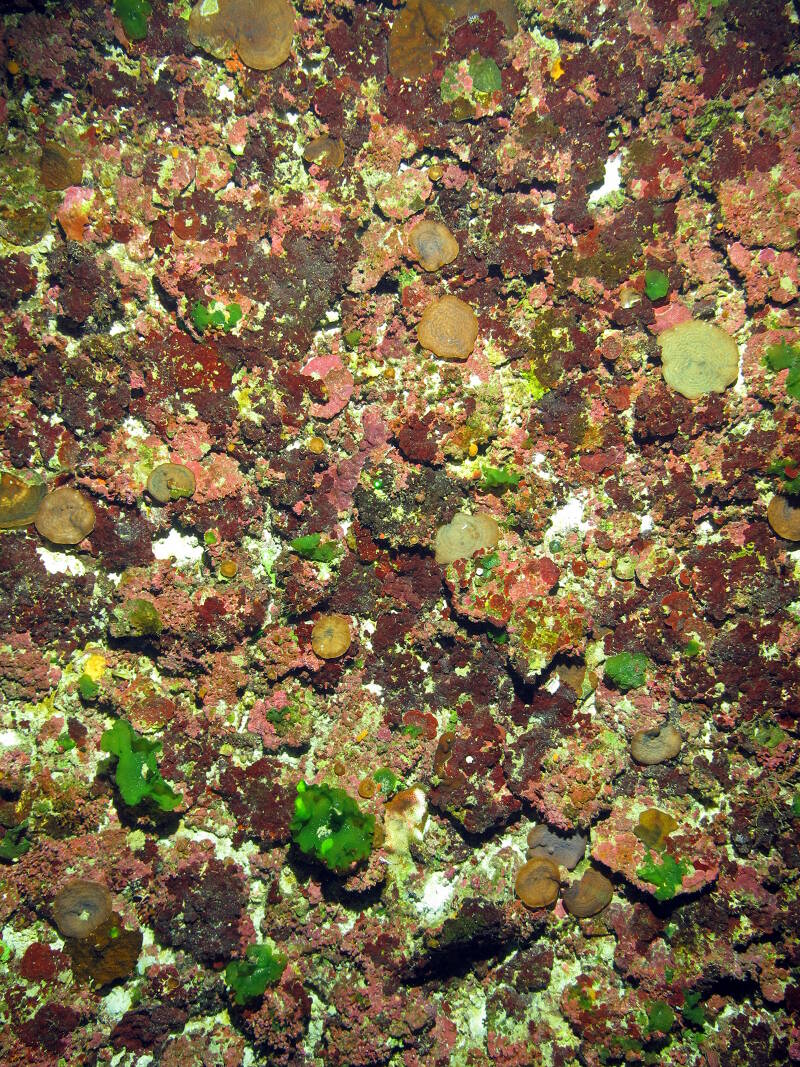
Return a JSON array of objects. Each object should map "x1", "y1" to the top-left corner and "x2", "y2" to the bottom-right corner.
[
  {"x1": 0, "y1": 472, "x2": 46, "y2": 530},
  {"x1": 34, "y1": 487, "x2": 96, "y2": 545}
]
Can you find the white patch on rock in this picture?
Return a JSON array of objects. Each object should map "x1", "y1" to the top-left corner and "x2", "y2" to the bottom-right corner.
[
  {"x1": 588, "y1": 153, "x2": 622, "y2": 205},
  {"x1": 415, "y1": 871, "x2": 455, "y2": 922},
  {"x1": 546, "y1": 496, "x2": 588, "y2": 539},
  {"x1": 152, "y1": 529, "x2": 204, "y2": 567},
  {"x1": 36, "y1": 547, "x2": 86, "y2": 576}
]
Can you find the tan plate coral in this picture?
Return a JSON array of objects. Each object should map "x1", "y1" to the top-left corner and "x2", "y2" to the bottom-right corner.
[
  {"x1": 388, "y1": 0, "x2": 518, "y2": 80},
  {"x1": 434, "y1": 511, "x2": 499, "y2": 564},
  {"x1": 188, "y1": 0, "x2": 295, "y2": 70},
  {"x1": 311, "y1": 614, "x2": 352, "y2": 659},
  {"x1": 146, "y1": 463, "x2": 196, "y2": 504},
  {"x1": 562, "y1": 868, "x2": 613, "y2": 918},
  {"x1": 0, "y1": 471, "x2": 46, "y2": 529},
  {"x1": 34, "y1": 487, "x2": 96, "y2": 545},
  {"x1": 418, "y1": 295, "x2": 478, "y2": 360},
  {"x1": 515, "y1": 856, "x2": 561, "y2": 909},
  {"x1": 303, "y1": 136, "x2": 345, "y2": 170},
  {"x1": 767, "y1": 494, "x2": 800, "y2": 541},
  {"x1": 53, "y1": 879, "x2": 113, "y2": 939},
  {"x1": 658, "y1": 319, "x2": 739, "y2": 400},
  {"x1": 408, "y1": 220, "x2": 459, "y2": 272}
]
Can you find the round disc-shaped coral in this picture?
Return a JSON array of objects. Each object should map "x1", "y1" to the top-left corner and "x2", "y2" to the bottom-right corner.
[
  {"x1": 434, "y1": 511, "x2": 499, "y2": 564},
  {"x1": 189, "y1": 0, "x2": 295, "y2": 70},
  {"x1": 562, "y1": 868, "x2": 613, "y2": 918},
  {"x1": 388, "y1": 0, "x2": 517, "y2": 80},
  {"x1": 34, "y1": 487, "x2": 95, "y2": 545},
  {"x1": 514, "y1": 857, "x2": 561, "y2": 909},
  {"x1": 630, "y1": 723, "x2": 682, "y2": 765},
  {"x1": 53, "y1": 878, "x2": 113, "y2": 939},
  {"x1": 146, "y1": 463, "x2": 196, "y2": 504},
  {"x1": 311, "y1": 614, "x2": 352, "y2": 659},
  {"x1": 303, "y1": 135, "x2": 345, "y2": 170},
  {"x1": 658, "y1": 319, "x2": 739, "y2": 400},
  {"x1": 417, "y1": 295, "x2": 478, "y2": 360},
  {"x1": 0, "y1": 471, "x2": 46, "y2": 529},
  {"x1": 408, "y1": 220, "x2": 459, "y2": 272},
  {"x1": 527, "y1": 824, "x2": 587, "y2": 871},
  {"x1": 767, "y1": 495, "x2": 800, "y2": 541}
]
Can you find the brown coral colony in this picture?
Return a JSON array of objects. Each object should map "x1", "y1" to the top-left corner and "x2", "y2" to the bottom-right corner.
[
  {"x1": 408, "y1": 220, "x2": 459, "y2": 272},
  {"x1": 188, "y1": 0, "x2": 295, "y2": 70},
  {"x1": 417, "y1": 295, "x2": 478, "y2": 360},
  {"x1": 514, "y1": 857, "x2": 561, "y2": 910},
  {"x1": 52, "y1": 879, "x2": 113, "y2": 940},
  {"x1": 34, "y1": 487, "x2": 96, "y2": 545},
  {"x1": 311, "y1": 614, "x2": 351, "y2": 659}
]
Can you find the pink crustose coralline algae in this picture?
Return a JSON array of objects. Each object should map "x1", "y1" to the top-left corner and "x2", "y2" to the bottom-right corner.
[{"x1": 0, "y1": 0, "x2": 799, "y2": 1064}]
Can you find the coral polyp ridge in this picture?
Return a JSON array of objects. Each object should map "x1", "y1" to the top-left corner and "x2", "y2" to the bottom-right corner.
[{"x1": 0, "y1": 0, "x2": 799, "y2": 1064}]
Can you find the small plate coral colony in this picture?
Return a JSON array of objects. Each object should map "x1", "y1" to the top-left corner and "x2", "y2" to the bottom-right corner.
[{"x1": 1, "y1": 0, "x2": 799, "y2": 1063}]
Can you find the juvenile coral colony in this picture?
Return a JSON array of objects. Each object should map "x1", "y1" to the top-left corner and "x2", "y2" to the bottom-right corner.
[{"x1": 0, "y1": 0, "x2": 799, "y2": 1062}]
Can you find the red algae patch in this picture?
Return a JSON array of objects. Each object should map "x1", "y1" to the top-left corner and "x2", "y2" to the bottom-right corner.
[
  {"x1": 515, "y1": 857, "x2": 561, "y2": 909},
  {"x1": 408, "y1": 220, "x2": 459, "y2": 272},
  {"x1": 630, "y1": 723, "x2": 682, "y2": 766},
  {"x1": 562, "y1": 868, "x2": 613, "y2": 918},
  {"x1": 0, "y1": 471, "x2": 46, "y2": 529},
  {"x1": 658, "y1": 319, "x2": 739, "y2": 400},
  {"x1": 146, "y1": 463, "x2": 196, "y2": 504},
  {"x1": 188, "y1": 0, "x2": 295, "y2": 70},
  {"x1": 767, "y1": 494, "x2": 800, "y2": 541},
  {"x1": 417, "y1": 295, "x2": 478, "y2": 360},
  {"x1": 34, "y1": 487, "x2": 96, "y2": 545},
  {"x1": 311, "y1": 614, "x2": 351, "y2": 659},
  {"x1": 52, "y1": 879, "x2": 112, "y2": 939}
]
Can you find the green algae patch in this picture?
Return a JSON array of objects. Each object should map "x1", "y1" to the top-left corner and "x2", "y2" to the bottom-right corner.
[
  {"x1": 0, "y1": 821, "x2": 32, "y2": 861},
  {"x1": 78, "y1": 673, "x2": 100, "y2": 700},
  {"x1": 764, "y1": 339, "x2": 800, "y2": 401},
  {"x1": 111, "y1": 598, "x2": 163, "y2": 639},
  {"x1": 191, "y1": 300, "x2": 243, "y2": 333},
  {"x1": 637, "y1": 850, "x2": 691, "y2": 901},
  {"x1": 604, "y1": 651, "x2": 648, "y2": 691},
  {"x1": 289, "y1": 532, "x2": 342, "y2": 564},
  {"x1": 114, "y1": 0, "x2": 152, "y2": 39},
  {"x1": 644, "y1": 1000, "x2": 675, "y2": 1035},
  {"x1": 644, "y1": 268, "x2": 669, "y2": 301},
  {"x1": 226, "y1": 942, "x2": 287, "y2": 1006},
  {"x1": 480, "y1": 465, "x2": 521, "y2": 492},
  {"x1": 100, "y1": 719, "x2": 182, "y2": 812},
  {"x1": 290, "y1": 781, "x2": 374, "y2": 873}
]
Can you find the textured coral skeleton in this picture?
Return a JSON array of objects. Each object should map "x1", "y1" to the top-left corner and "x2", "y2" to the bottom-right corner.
[{"x1": 0, "y1": 0, "x2": 799, "y2": 1064}]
